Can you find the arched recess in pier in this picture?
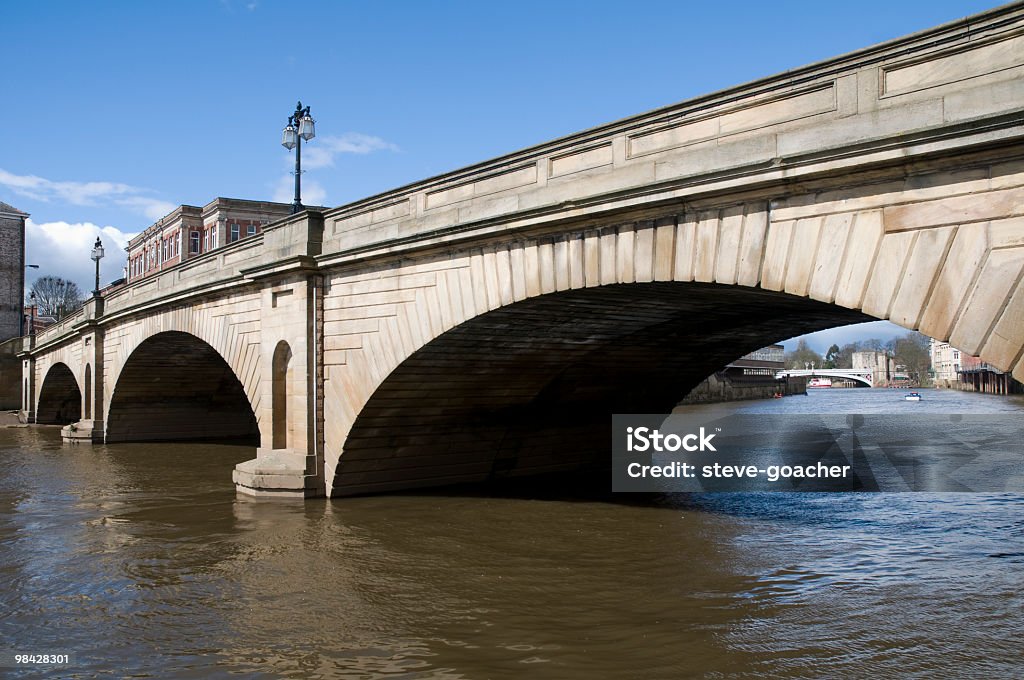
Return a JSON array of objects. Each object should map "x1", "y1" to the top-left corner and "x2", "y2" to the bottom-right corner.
[
  {"x1": 105, "y1": 331, "x2": 259, "y2": 444},
  {"x1": 271, "y1": 340, "x2": 293, "y2": 450},
  {"x1": 36, "y1": 362, "x2": 82, "y2": 425}
]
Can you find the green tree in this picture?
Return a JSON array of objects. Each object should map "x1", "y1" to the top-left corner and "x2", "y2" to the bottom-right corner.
[{"x1": 823, "y1": 343, "x2": 841, "y2": 369}]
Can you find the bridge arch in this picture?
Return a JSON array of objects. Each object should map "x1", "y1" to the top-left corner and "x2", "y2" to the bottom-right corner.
[
  {"x1": 100, "y1": 297, "x2": 263, "y2": 423},
  {"x1": 323, "y1": 190, "x2": 1024, "y2": 495},
  {"x1": 776, "y1": 370, "x2": 874, "y2": 387},
  {"x1": 36, "y1": 362, "x2": 82, "y2": 425},
  {"x1": 105, "y1": 331, "x2": 259, "y2": 444}
]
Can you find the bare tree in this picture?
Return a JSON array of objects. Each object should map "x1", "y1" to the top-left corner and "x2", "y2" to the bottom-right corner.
[
  {"x1": 785, "y1": 338, "x2": 823, "y2": 369},
  {"x1": 29, "y1": 276, "x2": 85, "y2": 320},
  {"x1": 891, "y1": 332, "x2": 932, "y2": 386}
]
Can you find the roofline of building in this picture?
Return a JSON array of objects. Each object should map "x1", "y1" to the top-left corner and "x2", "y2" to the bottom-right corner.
[
  {"x1": 126, "y1": 197, "x2": 302, "y2": 248},
  {"x1": 0, "y1": 202, "x2": 29, "y2": 219}
]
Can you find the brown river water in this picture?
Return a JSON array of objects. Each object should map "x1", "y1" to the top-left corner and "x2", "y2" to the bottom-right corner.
[{"x1": 1, "y1": 388, "x2": 1022, "y2": 678}]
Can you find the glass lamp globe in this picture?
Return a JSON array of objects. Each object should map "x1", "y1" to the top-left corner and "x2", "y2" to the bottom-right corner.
[
  {"x1": 299, "y1": 114, "x2": 315, "y2": 141},
  {"x1": 281, "y1": 125, "x2": 297, "y2": 150}
]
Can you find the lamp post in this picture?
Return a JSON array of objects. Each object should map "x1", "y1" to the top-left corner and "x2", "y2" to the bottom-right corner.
[
  {"x1": 281, "y1": 101, "x2": 316, "y2": 214},
  {"x1": 91, "y1": 237, "x2": 105, "y2": 297},
  {"x1": 21, "y1": 264, "x2": 38, "y2": 337},
  {"x1": 28, "y1": 292, "x2": 36, "y2": 335}
]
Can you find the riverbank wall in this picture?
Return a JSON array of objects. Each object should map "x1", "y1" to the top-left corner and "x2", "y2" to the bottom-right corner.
[
  {"x1": 0, "y1": 338, "x2": 20, "y2": 410},
  {"x1": 679, "y1": 373, "x2": 807, "y2": 405}
]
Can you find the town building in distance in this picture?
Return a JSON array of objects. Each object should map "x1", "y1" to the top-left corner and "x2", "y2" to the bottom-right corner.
[
  {"x1": 851, "y1": 350, "x2": 907, "y2": 387},
  {"x1": 930, "y1": 338, "x2": 1019, "y2": 395},
  {"x1": 929, "y1": 339, "x2": 961, "y2": 383},
  {"x1": 726, "y1": 344, "x2": 784, "y2": 379},
  {"x1": 681, "y1": 344, "x2": 794, "y2": 404},
  {"x1": 125, "y1": 198, "x2": 299, "y2": 283},
  {"x1": 0, "y1": 201, "x2": 28, "y2": 342}
]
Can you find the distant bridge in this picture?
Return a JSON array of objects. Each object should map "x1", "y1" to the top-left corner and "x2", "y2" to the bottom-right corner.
[{"x1": 775, "y1": 369, "x2": 874, "y2": 387}]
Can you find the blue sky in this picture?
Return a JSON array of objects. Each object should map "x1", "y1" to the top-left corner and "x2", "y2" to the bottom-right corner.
[{"x1": 1, "y1": 0, "x2": 1001, "y2": 351}]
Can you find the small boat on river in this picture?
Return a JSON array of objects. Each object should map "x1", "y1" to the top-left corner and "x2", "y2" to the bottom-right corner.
[{"x1": 905, "y1": 392, "x2": 922, "y2": 401}]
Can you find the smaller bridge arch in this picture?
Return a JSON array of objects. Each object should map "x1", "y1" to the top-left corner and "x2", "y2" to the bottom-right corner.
[
  {"x1": 105, "y1": 331, "x2": 260, "y2": 444},
  {"x1": 36, "y1": 362, "x2": 82, "y2": 425}
]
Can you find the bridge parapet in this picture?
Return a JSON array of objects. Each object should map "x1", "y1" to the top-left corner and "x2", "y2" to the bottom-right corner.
[
  {"x1": 320, "y1": 3, "x2": 1024, "y2": 263},
  {"x1": 33, "y1": 308, "x2": 85, "y2": 349}
]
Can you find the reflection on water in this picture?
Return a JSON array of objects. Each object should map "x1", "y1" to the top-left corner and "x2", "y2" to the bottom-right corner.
[{"x1": 1, "y1": 389, "x2": 1022, "y2": 678}]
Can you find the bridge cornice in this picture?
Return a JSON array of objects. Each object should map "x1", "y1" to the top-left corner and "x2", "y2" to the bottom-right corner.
[{"x1": 315, "y1": 139, "x2": 1024, "y2": 270}]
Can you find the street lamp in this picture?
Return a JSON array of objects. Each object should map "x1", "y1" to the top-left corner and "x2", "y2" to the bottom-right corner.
[
  {"x1": 281, "y1": 101, "x2": 316, "y2": 214},
  {"x1": 21, "y1": 264, "x2": 39, "y2": 336},
  {"x1": 28, "y1": 292, "x2": 36, "y2": 335},
  {"x1": 91, "y1": 237, "x2": 105, "y2": 297}
]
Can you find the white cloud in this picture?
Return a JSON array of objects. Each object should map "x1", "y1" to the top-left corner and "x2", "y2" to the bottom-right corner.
[
  {"x1": 298, "y1": 133, "x2": 400, "y2": 170},
  {"x1": 113, "y1": 196, "x2": 177, "y2": 221},
  {"x1": 25, "y1": 219, "x2": 134, "y2": 296},
  {"x1": 0, "y1": 168, "x2": 173, "y2": 220},
  {"x1": 272, "y1": 131, "x2": 398, "y2": 207}
]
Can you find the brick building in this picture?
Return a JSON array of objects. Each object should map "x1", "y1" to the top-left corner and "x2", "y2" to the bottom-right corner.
[
  {"x1": 126, "y1": 198, "x2": 295, "y2": 282},
  {"x1": 0, "y1": 202, "x2": 28, "y2": 341}
]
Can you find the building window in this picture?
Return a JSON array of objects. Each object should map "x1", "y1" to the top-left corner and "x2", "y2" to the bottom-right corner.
[
  {"x1": 247, "y1": 224, "x2": 257, "y2": 237},
  {"x1": 212, "y1": 228, "x2": 219, "y2": 248},
  {"x1": 230, "y1": 223, "x2": 240, "y2": 242},
  {"x1": 204, "y1": 231, "x2": 210, "y2": 251},
  {"x1": 162, "y1": 239, "x2": 168, "y2": 261},
  {"x1": 190, "y1": 231, "x2": 200, "y2": 253}
]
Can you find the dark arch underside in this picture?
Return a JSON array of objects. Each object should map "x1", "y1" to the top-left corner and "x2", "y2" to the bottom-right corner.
[
  {"x1": 334, "y1": 282, "x2": 873, "y2": 495},
  {"x1": 106, "y1": 331, "x2": 259, "y2": 444},
  {"x1": 36, "y1": 363, "x2": 81, "y2": 425}
]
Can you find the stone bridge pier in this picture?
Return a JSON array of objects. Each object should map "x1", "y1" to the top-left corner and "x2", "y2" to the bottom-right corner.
[{"x1": 18, "y1": 3, "x2": 1024, "y2": 499}]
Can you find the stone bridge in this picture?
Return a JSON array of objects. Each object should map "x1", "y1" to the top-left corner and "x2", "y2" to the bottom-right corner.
[{"x1": 19, "y1": 4, "x2": 1024, "y2": 497}]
